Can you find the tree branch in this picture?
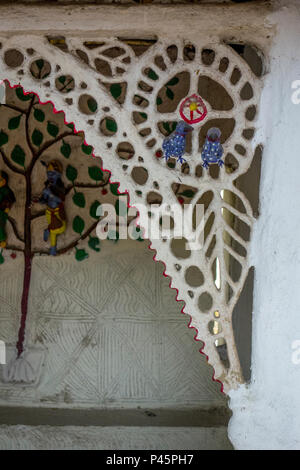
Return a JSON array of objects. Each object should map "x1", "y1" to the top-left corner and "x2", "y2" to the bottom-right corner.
[
  {"x1": 7, "y1": 216, "x2": 25, "y2": 243},
  {"x1": 65, "y1": 180, "x2": 109, "y2": 195},
  {"x1": 0, "y1": 103, "x2": 26, "y2": 114},
  {"x1": 31, "y1": 216, "x2": 135, "y2": 256},
  {"x1": 30, "y1": 209, "x2": 45, "y2": 221},
  {"x1": 37, "y1": 131, "x2": 74, "y2": 159},
  {"x1": 0, "y1": 148, "x2": 25, "y2": 175},
  {"x1": 56, "y1": 220, "x2": 99, "y2": 255},
  {"x1": 28, "y1": 130, "x2": 74, "y2": 173},
  {"x1": 25, "y1": 95, "x2": 38, "y2": 167},
  {"x1": 5, "y1": 245, "x2": 24, "y2": 253},
  {"x1": 30, "y1": 180, "x2": 109, "y2": 220}
]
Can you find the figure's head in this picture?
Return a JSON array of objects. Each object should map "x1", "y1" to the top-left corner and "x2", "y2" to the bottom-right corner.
[
  {"x1": 47, "y1": 160, "x2": 63, "y2": 174},
  {"x1": 42, "y1": 160, "x2": 63, "y2": 185},
  {"x1": 176, "y1": 120, "x2": 193, "y2": 135},
  {"x1": 207, "y1": 127, "x2": 221, "y2": 142},
  {"x1": 0, "y1": 170, "x2": 8, "y2": 188}
]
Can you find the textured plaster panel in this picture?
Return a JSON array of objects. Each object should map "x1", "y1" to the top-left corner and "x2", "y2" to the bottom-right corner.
[
  {"x1": 229, "y1": 0, "x2": 300, "y2": 450},
  {"x1": 0, "y1": 240, "x2": 225, "y2": 408},
  {"x1": 0, "y1": 424, "x2": 233, "y2": 450},
  {"x1": 0, "y1": 256, "x2": 24, "y2": 345}
]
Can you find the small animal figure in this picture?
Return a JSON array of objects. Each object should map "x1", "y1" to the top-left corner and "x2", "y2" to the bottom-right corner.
[
  {"x1": 162, "y1": 121, "x2": 193, "y2": 164},
  {"x1": 0, "y1": 170, "x2": 16, "y2": 249},
  {"x1": 201, "y1": 127, "x2": 224, "y2": 169},
  {"x1": 39, "y1": 160, "x2": 66, "y2": 256}
]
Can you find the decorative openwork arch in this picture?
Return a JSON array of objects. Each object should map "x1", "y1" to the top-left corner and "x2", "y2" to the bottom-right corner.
[{"x1": 0, "y1": 34, "x2": 261, "y2": 392}]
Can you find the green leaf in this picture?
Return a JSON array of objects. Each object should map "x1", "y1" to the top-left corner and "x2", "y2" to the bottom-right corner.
[
  {"x1": 33, "y1": 108, "x2": 45, "y2": 122},
  {"x1": 67, "y1": 123, "x2": 75, "y2": 132},
  {"x1": 66, "y1": 164, "x2": 77, "y2": 183},
  {"x1": 110, "y1": 183, "x2": 119, "y2": 196},
  {"x1": 0, "y1": 250, "x2": 4, "y2": 265},
  {"x1": 166, "y1": 87, "x2": 174, "y2": 100},
  {"x1": 58, "y1": 76, "x2": 66, "y2": 84},
  {"x1": 167, "y1": 161, "x2": 176, "y2": 169},
  {"x1": 88, "y1": 236, "x2": 100, "y2": 252},
  {"x1": 115, "y1": 199, "x2": 127, "y2": 217},
  {"x1": 179, "y1": 190, "x2": 196, "y2": 198},
  {"x1": 36, "y1": 59, "x2": 44, "y2": 70},
  {"x1": 110, "y1": 83, "x2": 122, "y2": 99},
  {"x1": 73, "y1": 216, "x2": 85, "y2": 234},
  {"x1": 81, "y1": 143, "x2": 93, "y2": 155},
  {"x1": 162, "y1": 121, "x2": 177, "y2": 135},
  {"x1": 72, "y1": 192, "x2": 85, "y2": 208},
  {"x1": 90, "y1": 200, "x2": 101, "y2": 219},
  {"x1": 60, "y1": 140, "x2": 71, "y2": 159},
  {"x1": 156, "y1": 96, "x2": 162, "y2": 106},
  {"x1": 136, "y1": 231, "x2": 144, "y2": 241},
  {"x1": 75, "y1": 247, "x2": 89, "y2": 262},
  {"x1": 8, "y1": 115, "x2": 21, "y2": 130},
  {"x1": 15, "y1": 87, "x2": 33, "y2": 101},
  {"x1": 88, "y1": 166, "x2": 103, "y2": 181},
  {"x1": 11, "y1": 145, "x2": 25, "y2": 167},
  {"x1": 87, "y1": 98, "x2": 97, "y2": 113},
  {"x1": 105, "y1": 118, "x2": 117, "y2": 133},
  {"x1": 47, "y1": 121, "x2": 59, "y2": 138},
  {"x1": 139, "y1": 112, "x2": 147, "y2": 120},
  {"x1": 166, "y1": 77, "x2": 179, "y2": 87},
  {"x1": 32, "y1": 129, "x2": 43, "y2": 147},
  {"x1": 163, "y1": 122, "x2": 171, "y2": 134},
  {"x1": 0, "y1": 130, "x2": 8, "y2": 146},
  {"x1": 132, "y1": 227, "x2": 144, "y2": 242},
  {"x1": 148, "y1": 69, "x2": 158, "y2": 80}
]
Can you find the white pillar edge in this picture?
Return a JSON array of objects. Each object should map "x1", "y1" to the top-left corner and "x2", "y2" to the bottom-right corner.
[{"x1": 229, "y1": 0, "x2": 300, "y2": 450}]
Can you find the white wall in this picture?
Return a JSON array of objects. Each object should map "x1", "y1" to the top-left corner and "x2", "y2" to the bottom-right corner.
[{"x1": 229, "y1": 0, "x2": 300, "y2": 450}]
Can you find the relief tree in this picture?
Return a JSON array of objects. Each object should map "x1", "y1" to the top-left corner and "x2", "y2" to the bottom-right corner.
[{"x1": 0, "y1": 84, "x2": 134, "y2": 373}]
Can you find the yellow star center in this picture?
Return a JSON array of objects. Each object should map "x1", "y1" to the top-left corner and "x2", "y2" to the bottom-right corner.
[{"x1": 189, "y1": 102, "x2": 198, "y2": 111}]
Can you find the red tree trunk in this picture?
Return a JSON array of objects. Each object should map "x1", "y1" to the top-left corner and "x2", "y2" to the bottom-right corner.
[{"x1": 16, "y1": 252, "x2": 33, "y2": 357}]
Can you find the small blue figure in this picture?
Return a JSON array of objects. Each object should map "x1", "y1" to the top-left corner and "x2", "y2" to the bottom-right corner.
[
  {"x1": 201, "y1": 127, "x2": 224, "y2": 169},
  {"x1": 162, "y1": 121, "x2": 193, "y2": 164},
  {"x1": 38, "y1": 160, "x2": 66, "y2": 256}
]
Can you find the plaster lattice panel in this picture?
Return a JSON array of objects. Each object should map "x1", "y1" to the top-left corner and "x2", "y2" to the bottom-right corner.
[{"x1": 0, "y1": 32, "x2": 262, "y2": 392}]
